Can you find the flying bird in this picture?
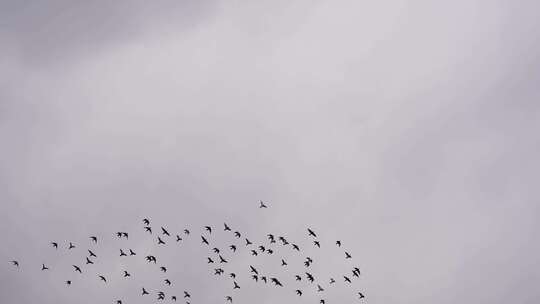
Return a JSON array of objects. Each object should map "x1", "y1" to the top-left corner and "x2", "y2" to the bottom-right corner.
[
  {"x1": 144, "y1": 226, "x2": 152, "y2": 234},
  {"x1": 184, "y1": 291, "x2": 191, "y2": 298},
  {"x1": 201, "y1": 236, "x2": 209, "y2": 245},
  {"x1": 176, "y1": 235, "x2": 182, "y2": 242},
  {"x1": 99, "y1": 275, "x2": 107, "y2": 283},
  {"x1": 123, "y1": 270, "x2": 131, "y2": 277},
  {"x1": 11, "y1": 260, "x2": 19, "y2": 267},
  {"x1": 317, "y1": 284, "x2": 324, "y2": 292},
  {"x1": 68, "y1": 242, "x2": 75, "y2": 249},
  {"x1": 295, "y1": 275, "x2": 302, "y2": 281},
  {"x1": 219, "y1": 255, "x2": 228, "y2": 263},
  {"x1": 261, "y1": 276, "x2": 267, "y2": 283},
  {"x1": 292, "y1": 244, "x2": 300, "y2": 251},
  {"x1": 344, "y1": 276, "x2": 352, "y2": 283},
  {"x1": 207, "y1": 257, "x2": 214, "y2": 263},
  {"x1": 226, "y1": 296, "x2": 233, "y2": 302},
  {"x1": 129, "y1": 249, "x2": 136, "y2": 256},
  {"x1": 229, "y1": 245, "x2": 237, "y2": 252},
  {"x1": 171, "y1": 296, "x2": 177, "y2": 301},
  {"x1": 51, "y1": 242, "x2": 58, "y2": 249},
  {"x1": 249, "y1": 265, "x2": 258, "y2": 275},
  {"x1": 295, "y1": 290, "x2": 303, "y2": 296},
  {"x1": 66, "y1": 280, "x2": 71, "y2": 285},
  {"x1": 266, "y1": 249, "x2": 274, "y2": 254},
  {"x1": 233, "y1": 281, "x2": 240, "y2": 289},
  {"x1": 157, "y1": 237, "x2": 166, "y2": 245},
  {"x1": 42, "y1": 263, "x2": 49, "y2": 271},
  {"x1": 308, "y1": 228, "x2": 317, "y2": 238},
  {"x1": 336, "y1": 240, "x2": 341, "y2": 247},
  {"x1": 306, "y1": 272, "x2": 315, "y2": 283},
  {"x1": 314, "y1": 240, "x2": 321, "y2": 248},
  {"x1": 329, "y1": 278, "x2": 336, "y2": 284},
  {"x1": 230, "y1": 273, "x2": 236, "y2": 279},
  {"x1": 160, "y1": 266, "x2": 167, "y2": 272},
  {"x1": 251, "y1": 275, "x2": 258, "y2": 282},
  {"x1": 120, "y1": 249, "x2": 127, "y2": 257},
  {"x1": 270, "y1": 277, "x2": 283, "y2": 287},
  {"x1": 245, "y1": 238, "x2": 252, "y2": 246},
  {"x1": 281, "y1": 259, "x2": 287, "y2": 266},
  {"x1": 213, "y1": 247, "x2": 220, "y2": 254},
  {"x1": 142, "y1": 288, "x2": 149, "y2": 295},
  {"x1": 204, "y1": 226, "x2": 212, "y2": 234},
  {"x1": 73, "y1": 265, "x2": 82, "y2": 273},
  {"x1": 251, "y1": 250, "x2": 258, "y2": 256},
  {"x1": 164, "y1": 279, "x2": 171, "y2": 286},
  {"x1": 88, "y1": 249, "x2": 97, "y2": 257},
  {"x1": 358, "y1": 292, "x2": 365, "y2": 299},
  {"x1": 345, "y1": 252, "x2": 352, "y2": 259},
  {"x1": 183, "y1": 229, "x2": 190, "y2": 235},
  {"x1": 259, "y1": 201, "x2": 267, "y2": 208},
  {"x1": 234, "y1": 231, "x2": 241, "y2": 238},
  {"x1": 161, "y1": 227, "x2": 170, "y2": 236},
  {"x1": 90, "y1": 236, "x2": 98, "y2": 243},
  {"x1": 86, "y1": 257, "x2": 94, "y2": 265},
  {"x1": 224, "y1": 223, "x2": 231, "y2": 231},
  {"x1": 143, "y1": 218, "x2": 150, "y2": 225}
]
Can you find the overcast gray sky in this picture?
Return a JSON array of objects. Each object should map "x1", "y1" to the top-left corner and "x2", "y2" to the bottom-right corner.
[{"x1": 1, "y1": 1, "x2": 539, "y2": 303}]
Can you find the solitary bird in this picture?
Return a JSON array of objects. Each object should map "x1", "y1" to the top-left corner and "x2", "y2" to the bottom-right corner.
[
  {"x1": 171, "y1": 296, "x2": 177, "y2": 301},
  {"x1": 251, "y1": 250, "x2": 258, "y2": 256},
  {"x1": 11, "y1": 260, "x2": 19, "y2": 267},
  {"x1": 213, "y1": 247, "x2": 220, "y2": 254},
  {"x1": 259, "y1": 201, "x2": 268, "y2": 208},
  {"x1": 66, "y1": 280, "x2": 71, "y2": 285},
  {"x1": 176, "y1": 235, "x2": 182, "y2": 242},
  {"x1": 266, "y1": 249, "x2": 274, "y2": 254},
  {"x1": 261, "y1": 276, "x2": 267, "y2": 283},
  {"x1": 73, "y1": 265, "x2": 82, "y2": 273},
  {"x1": 183, "y1": 229, "x2": 190, "y2": 235},
  {"x1": 230, "y1": 273, "x2": 236, "y2": 279},
  {"x1": 252, "y1": 275, "x2": 258, "y2": 282},
  {"x1": 281, "y1": 259, "x2": 287, "y2": 266},
  {"x1": 123, "y1": 270, "x2": 131, "y2": 277},
  {"x1": 329, "y1": 278, "x2": 336, "y2": 284},
  {"x1": 99, "y1": 275, "x2": 107, "y2": 283},
  {"x1": 358, "y1": 292, "x2": 365, "y2": 299},
  {"x1": 296, "y1": 290, "x2": 303, "y2": 296},
  {"x1": 201, "y1": 236, "x2": 209, "y2": 245},
  {"x1": 317, "y1": 284, "x2": 324, "y2": 292},
  {"x1": 145, "y1": 255, "x2": 157, "y2": 263},
  {"x1": 68, "y1": 242, "x2": 75, "y2": 249},
  {"x1": 157, "y1": 237, "x2": 166, "y2": 245},
  {"x1": 42, "y1": 263, "x2": 49, "y2": 271}
]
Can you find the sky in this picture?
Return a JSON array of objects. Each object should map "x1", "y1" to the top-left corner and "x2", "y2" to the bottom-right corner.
[{"x1": 1, "y1": 1, "x2": 539, "y2": 303}]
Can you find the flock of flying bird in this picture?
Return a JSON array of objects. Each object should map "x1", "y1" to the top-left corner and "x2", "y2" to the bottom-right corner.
[{"x1": 9, "y1": 201, "x2": 366, "y2": 303}]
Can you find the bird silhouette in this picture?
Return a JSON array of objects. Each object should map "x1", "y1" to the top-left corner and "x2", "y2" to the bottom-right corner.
[
  {"x1": 120, "y1": 249, "x2": 127, "y2": 256},
  {"x1": 292, "y1": 244, "x2": 300, "y2": 251},
  {"x1": 42, "y1": 263, "x2": 49, "y2": 271},
  {"x1": 229, "y1": 245, "x2": 237, "y2": 252},
  {"x1": 164, "y1": 279, "x2": 171, "y2": 286},
  {"x1": 251, "y1": 250, "x2": 258, "y2": 256},
  {"x1": 219, "y1": 255, "x2": 228, "y2": 263},
  {"x1": 295, "y1": 289, "x2": 303, "y2": 296},
  {"x1": 270, "y1": 277, "x2": 283, "y2": 286},
  {"x1": 160, "y1": 266, "x2": 167, "y2": 272},
  {"x1": 250, "y1": 265, "x2": 258, "y2": 275},
  {"x1": 183, "y1": 229, "x2": 190, "y2": 235},
  {"x1": 144, "y1": 226, "x2": 152, "y2": 234},
  {"x1": 142, "y1": 287, "x2": 149, "y2": 295},
  {"x1": 157, "y1": 237, "x2": 166, "y2": 245},
  {"x1": 201, "y1": 236, "x2": 209, "y2": 245},
  {"x1": 266, "y1": 249, "x2": 274, "y2": 254},
  {"x1": 86, "y1": 257, "x2": 94, "y2": 265},
  {"x1": 73, "y1": 265, "x2": 82, "y2": 273},
  {"x1": 345, "y1": 252, "x2": 352, "y2": 259},
  {"x1": 314, "y1": 240, "x2": 321, "y2": 248},
  {"x1": 308, "y1": 228, "x2": 317, "y2": 238},
  {"x1": 295, "y1": 275, "x2": 302, "y2": 281},
  {"x1": 171, "y1": 295, "x2": 177, "y2": 301},
  {"x1": 123, "y1": 270, "x2": 131, "y2": 277},
  {"x1": 261, "y1": 276, "x2": 267, "y2": 283},
  {"x1": 259, "y1": 245, "x2": 266, "y2": 252},
  {"x1": 176, "y1": 235, "x2": 182, "y2": 242},
  {"x1": 336, "y1": 240, "x2": 341, "y2": 247},
  {"x1": 224, "y1": 223, "x2": 231, "y2": 231},
  {"x1": 129, "y1": 249, "x2": 136, "y2": 256},
  {"x1": 207, "y1": 257, "x2": 214, "y2": 263},
  {"x1": 88, "y1": 249, "x2": 97, "y2": 257},
  {"x1": 358, "y1": 292, "x2": 365, "y2": 299},
  {"x1": 99, "y1": 275, "x2": 107, "y2": 283},
  {"x1": 161, "y1": 227, "x2": 170, "y2": 236},
  {"x1": 11, "y1": 260, "x2": 19, "y2": 267},
  {"x1": 245, "y1": 238, "x2": 252, "y2": 246},
  {"x1": 281, "y1": 259, "x2": 288, "y2": 266},
  {"x1": 320, "y1": 300, "x2": 326, "y2": 304},
  {"x1": 66, "y1": 280, "x2": 71, "y2": 285},
  {"x1": 143, "y1": 218, "x2": 150, "y2": 225},
  {"x1": 226, "y1": 296, "x2": 233, "y2": 302},
  {"x1": 306, "y1": 272, "x2": 315, "y2": 283},
  {"x1": 230, "y1": 273, "x2": 236, "y2": 279},
  {"x1": 204, "y1": 226, "x2": 212, "y2": 234},
  {"x1": 146, "y1": 255, "x2": 157, "y2": 263},
  {"x1": 233, "y1": 281, "x2": 240, "y2": 289},
  {"x1": 51, "y1": 242, "x2": 58, "y2": 249},
  {"x1": 329, "y1": 278, "x2": 336, "y2": 284},
  {"x1": 183, "y1": 291, "x2": 190, "y2": 298},
  {"x1": 69, "y1": 242, "x2": 75, "y2": 249},
  {"x1": 259, "y1": 201, "x2": 267, "y2": 208},
  {"x1": 116, "y1": 300, "x2": 122, "y2": 304},
  {"x1": 90, "y1": 236, "x2": 97, "y2": 243},
  {"x1": 234, "y1": 231, "x2": 241, "y2": 238},
  {"x1": 317, "y1": 284, "x2": 324, "y2": 292},
  {"x1": 344, "y1": 276, "x2": 352, "y2": 283},
  {"x1": 251, "y1": 275, "x2": 258, "y2": 282},
  {"x1": 213, "y1": 247, "x2": 220, "y2": 254}
]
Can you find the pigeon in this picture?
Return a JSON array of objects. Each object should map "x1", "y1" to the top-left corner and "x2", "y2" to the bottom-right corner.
[{"x1": 306, "y1": 272, "x2": 315, "y2": 283}]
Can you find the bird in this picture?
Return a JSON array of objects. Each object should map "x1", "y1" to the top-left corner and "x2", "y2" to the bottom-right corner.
[
  {"x1": 90, "y1": 236, "x2": 97, "y2": 243},
  {"x1": 129, "y1": 249, "x2": 136, "y2": 256},
  {"x1": 358, "y1": 292, "x2": 365, "y2": 299},
  {"x1": 295, "y1": 275, "x2": 302, "y2": 281},
  {"x1": 329, "y1": 278, "x2": 336, "y2": 284},
  {"x1": 66, "y1": 280, "x2": 71, "y2": 285},
  {"x1": 345, "y1": 252, "x2": 352, "y2": 259},
  {"x1": 51, "y1": 242, "x2": 58, "y2": 249},
  {"x1": 336, "y1": 240, "x2": 341, "y2": 247},
  {"x1": 317, "y1": 284, "x2": 324, "y2": 292},
  {"x1": 120, "y1": 249, "x2": 127, "y2": 256},
  {"x1": 251, "y1": 250, "x2": 258, "y2": 256},
  {"x1": 146, "y1": 255, "x2": 157, "y2": 263},
  {"x1": 41, "y1": 263, "x2": 49, "y2": 271},
  {"x1": 250, "y1": 265, "x2": 258, "y2": 275},
  {"x1": 226, "y1": 296, "x2": 233, "y2": 302},
  {"x1": 308, "y1": 228, "x2": 317, "y2": 238},
  {"x1": 99, "y1": 275, "x2": 107, "y2": 283},
  {"x1": 144, "y1": 226, "x2": 152, "y2": 234},
  {"x1": 259, "y1": 245, "x2": 266, "y2": 252},
  {"x1": 123, "y1": 270, "x2": 131, "y2": 277},
  {"x1": 116, "y1": 300, "x2": 122, "y2": 304},
  {"x1": 259, "y1": 200, "x2": 267, "y2": 208},
  {"x1": 229, "y1": 245, "x2": 237, "y2": 252},
  {"x1": 270, "y1": 277, "x2": 283, "y2": 286},
  {"x1": 245, "y1": 238, "x2": 252, "y2": 246},
  {"x1": 267, "y1": 233, "x2": 274, "y2": 241},
  {"x1": 11, "y1": 260, "x2": 19, "y2": 267},
  {"x1": 207, "y1": 257, "x2": 214, "y2": 263},
  {"x1": 157, "y1": 237, "x2": 166, "y2": 245},
  {"x1": 230, "y1": 272, "x2": 236, "y2": 279},
  {"x1": 204, "y1": 226, "x2": 212, "y2": 234},
  {"x1": 320, "y1": 300, "x2": 326, "y2": 304},
  {"x1": 164, "y1": 279, "x2": 171, "y2": 286},
  {"x1": 184, "y1": 291, "x2": 191, "y2": 298},
  {"x1": 251, "y1": 275, "x2": 258, "y2": 282},
  {"x1": 233, "y1": 281, "x2": 240, "y2": 289},
  {"x1": 261, "y1": 276, "x2": 267, "y2": 283},
  {"x1": 142, "y1": 287, "x2": 149, "y2": 295},
  {"x1": 314, "y1": 240, "x2": 321, "y2": 248},
  {"x1": 117, "y1": 232, "x2": 123, "y2": 238},
  {"x1": 161, "y1": 227, "x2": 170, "y2": 236},
  {"x1": 213, "y1": 247, "x2": 220, "y2": 254},
  {"x1": 88, "y1": 249, "x2": 97, "y2": 257},
  {"x1": 86, "y1": 257, "x2": 94, "y2": 265},
  {"x1": 292, "y1": 244, "x2": 300, "y2": 251},
  {"x1": 306, "y1": 272, "x2": 315, "y2": 283},
  {"x1": 295, "y1": 290, "x2": 303, "y2": 296},
  {"x1": 214, "y1": 268, "x2": 224, "y2": 275},
  {"x1": 304, "y1": 261, "x2": 311, "y2": 267},
  {"x1": 266, "y1": 249, "x2": 274, "y2": 254},
  {"x1": 353, "y1": 267, "x2": 361, "y2": 275},
  {"x1": 176, "y1": 235, "x2": 182, "y2": 242},
  {"x1": 143, "y1": 218, "x2": 150, "y2": 225},
  {"x1": 344, "y1": 276, "x2": 352, "y2": 283},
  {"x1": 160, "y1": 266, "x2": 167, "y2": 272},
  {"x1": 73, "y1": 265, "x2": 82, "y2": 273},
  {"x1": 68, "y1": 242, "x2": 75, "y2": 249},
  {"x1": 281, "y1": 259, "x2": 287, "y2": 266},
  {"x1": 353, "y1": 270, "x2": 360, "y2": 277},
  {"x1": 201, "y1": 236, "x2": 209, "y2": 245},
  {"x1": 234, "y1": 231, "x2": 241, "y2": 238},
  {"x1": 171, "y1": 296, "x2": 177, "y2": 301},
  {"x1": 158, "y1": 292, "x2": 165, "y2": 300},
  {"x1": 183, "y1": 229, "x2": 190, "y2": 235},
  {"x1": 219, "y1": 255, "x2": 228, "y2": 263},
  {"x1": 224, "y1": 223, "x2": 231, "y2": 231}
]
